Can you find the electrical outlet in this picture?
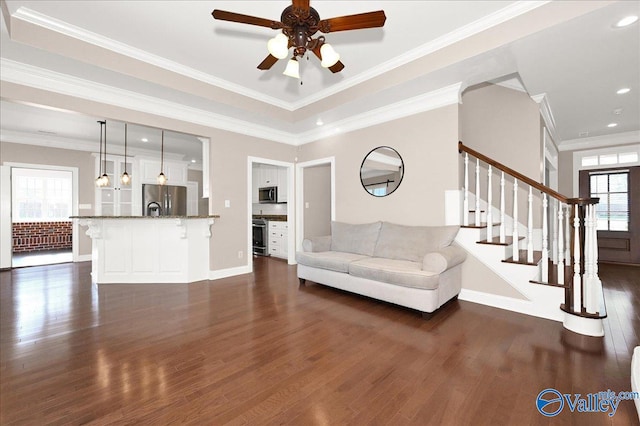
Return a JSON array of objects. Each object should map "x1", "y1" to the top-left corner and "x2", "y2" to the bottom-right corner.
[
  {"x1": 238, "y1": 250, "x2": 243, "y2": 259},
  {"x1": 225, "y1": 200, "x2": 230, "y2": 208}
]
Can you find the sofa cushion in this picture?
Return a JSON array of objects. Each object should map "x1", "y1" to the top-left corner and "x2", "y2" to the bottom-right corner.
[
  {"x1": 330, "y1": 221, "x2": 382, "y2": 256},
  {"x1": 349, "y1": 257, "x2": 440, "y2": 290},
  {"x1": 373, "y1": 222, "x2": 460, "y2": 262},
  {"x1": 296, "y1": 251, "x2": 369, "y2": 273}
]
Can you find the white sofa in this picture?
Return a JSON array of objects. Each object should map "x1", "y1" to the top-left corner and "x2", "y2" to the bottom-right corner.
[{"x1": 296, "y1": 221, "x2": 466, "y2": 317}]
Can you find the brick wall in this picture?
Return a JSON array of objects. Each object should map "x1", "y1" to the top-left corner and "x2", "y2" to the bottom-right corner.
[{"x1": 12, "y1": 222, "x2": 72, "y2": 253}]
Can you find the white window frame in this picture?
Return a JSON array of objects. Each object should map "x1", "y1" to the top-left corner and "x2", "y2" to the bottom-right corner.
[
  {"x1": 11, "y1": 168, "x2": 74, "y2": 223},
  {"x1": 572, "y1": 144, "x2": 640, "y2": 197}
]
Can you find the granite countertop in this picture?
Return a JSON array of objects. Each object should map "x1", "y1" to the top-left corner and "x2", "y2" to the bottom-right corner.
[
  {"x1": 252, "y1": 215, "x2": 287, "y2": 221},
  {"x1": 70, "y1": 215, "x2": 220, "y2": 219}
]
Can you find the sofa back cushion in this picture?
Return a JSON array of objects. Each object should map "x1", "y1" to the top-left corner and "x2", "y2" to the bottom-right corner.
[
  {"x1": 331, "y1": 221, "x2": 382, "y2": 256},
  {"x1": 373, "y1": 222, "x2": 460, "y2": 262}
]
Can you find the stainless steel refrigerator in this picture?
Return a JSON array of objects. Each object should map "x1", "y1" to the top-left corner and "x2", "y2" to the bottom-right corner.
[{"x1": 142, "y1": 184, "x2": 187, "y2": 216}]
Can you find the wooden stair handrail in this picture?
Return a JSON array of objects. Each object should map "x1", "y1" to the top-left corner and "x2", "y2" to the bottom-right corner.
[{"x1": 459, "y1": 141, "x2": 571, "y2": 203}]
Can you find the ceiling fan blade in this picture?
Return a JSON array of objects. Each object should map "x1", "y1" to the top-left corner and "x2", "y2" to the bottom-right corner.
[
  {"x1": 292, "y1": 0, "x2": 310, "y2": 12},
  {"x1": 212, "y1": 10, "x2": 283, "y2": 29},
  {"x1": 311, "y1": 45, "x2": 345, "y2": 74},
  {"x1": 257, "y1": 54, "x2": 279, "y2": 70},
  {"x1": 319, "y1": 10, "x2": 386, "y2": 33}
]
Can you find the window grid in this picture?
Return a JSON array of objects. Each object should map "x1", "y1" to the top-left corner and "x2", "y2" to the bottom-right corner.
[
  {"x1": 590, "y1": 171, "x2": 629, "y2": 231},
  {"x1": 12, "y1": 172, "x2": 72, "y2": 222}
]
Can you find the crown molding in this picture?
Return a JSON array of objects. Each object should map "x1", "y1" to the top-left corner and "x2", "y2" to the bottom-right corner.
[
  {"x1": 12, "y1": 7, "x2": 293, "y2": 111},
  {"x1": 11, "y1": 3, "x2": 547, "y2": 112},
  {"x1": 558, "y1": 130, "x2": 640, "y2": 152},
  {"x1": 288, "y1": 1, "x2": 549, "y2": 110},
  {"x1": 2, "y1": 59, "x2": 463, "y2": 147},
  {"x1": 296, "y1": 83, "x2": 462, "y2": 145},
  {"x1": 0, "y1": 58, "x2": 298, "y2": 145},
  {"x1": 531, "y1": 92, "x2": 559, "y2": 145}
]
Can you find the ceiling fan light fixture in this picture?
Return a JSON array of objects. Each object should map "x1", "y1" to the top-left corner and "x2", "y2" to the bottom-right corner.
[
  {"x1": 267, "y1": 33, "x2": 289, "y2": 59},
  {"x1": 283, "y1": 57, "x2": 300, "y2": 79},
  {"x1": 320, "y1": 43, "x2": 340, "y2": 68}
]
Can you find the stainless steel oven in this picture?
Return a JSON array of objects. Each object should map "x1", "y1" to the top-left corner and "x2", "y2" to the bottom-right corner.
[{"x1": 252, "y1": 219, "x2": 269, "y2": 256}]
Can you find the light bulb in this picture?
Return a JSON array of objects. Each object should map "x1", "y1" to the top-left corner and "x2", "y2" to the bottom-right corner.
[
  {"x1": 101, "y1": 174, "x2": 110, "y2": 187},
  {"x1": 121, "y1": 172, "x2": 131, "y2": 185},
  {"x1": 157, "y1": 172, "x2": 167, "y2": 185},
  {"x1": 95, "y1": 176, "x2": 102, "y2": 187},
  {"x1": 267, "y1": 33, "x2": 289, "y2": 59},
  {"x1": 320, "y1": 43, "x2": 340, "y2": 68},
  {"x1": 283, "y1": 57, "x2": 300, "y2": 79}
]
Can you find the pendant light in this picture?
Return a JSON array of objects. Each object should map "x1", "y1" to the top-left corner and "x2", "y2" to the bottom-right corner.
[
  {"x1": 95, "y1": 120, "x2": 105, "y2": 187},
  {"x1": 157, "y1": 130, "x2": 167, "y2": 185},
  {"x1": 100, "y1": 121, "x2": 110, "y2": 187},
  {"x1": 121, "y1": 123, "x2": 131, "y2": 185}
]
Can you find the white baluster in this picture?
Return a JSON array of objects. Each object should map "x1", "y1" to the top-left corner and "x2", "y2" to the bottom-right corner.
[
  {"x1": 573, "y1": 204, "x2": 581, "y2": 312},
  {"x1": 486, "y1": 165, "x2": 493, "y2": 241},
  {"x1": 592, "y1": 204, "x2": 600, "y2": 281},
  {"x1": 585, "y1": 204, "x2": 595, "y2": 313},
  {"x1": 475, "y1": 159, "x2": 480, "y2": 227},
  {"x1": 565, "y1": 206, "x2": 571, "y2": 263},
  {"x1": 541, "y1": 194, "x2": 549, "y2": 282},
  {"x1": 552, "y1": 199, "x2": 558, "y2": 264},
  {"x1": 512, "y1": 178, "x2": 519, "y2": 262},
  {"x1": 527, "y1": 186, "x2": 533, "y2": 263},
  {"x1": 499, "y1": 172, "x2": 506, "y2": 243},
  {"x1": 557, "y1": 205, "x2": 564, "y2": 285},
  {"x1": 463, "y1": 153, "x2": 469, "y2": 226}
]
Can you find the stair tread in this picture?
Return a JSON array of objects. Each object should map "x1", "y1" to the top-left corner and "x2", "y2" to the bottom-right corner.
[
  {"x1": 461, "y1": 222, "x2": 501, "y2": 229},
  {"x1": 502, "y1": 250, "x2": 542, "y2": 266},
  {"x1": 476, "y1": 236, "x2": 524, "y2": 246}
]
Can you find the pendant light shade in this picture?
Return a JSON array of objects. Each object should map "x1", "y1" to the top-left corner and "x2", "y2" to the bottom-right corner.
[
  {"x1": 283, "y1": 57, "x2": 300, "y2": 79},
  {"x1": 320, "y1": 43, "x2": 340, "y2": 68},
  {"x1": 267, "y1": 33, "x2": 289, "y2": 59},
  {"x1": 121, "y1": 123, "x2": 131, "y2": 185},
  {"x1": 157, "y1": 130, "x2": 167, "y2": 185}
]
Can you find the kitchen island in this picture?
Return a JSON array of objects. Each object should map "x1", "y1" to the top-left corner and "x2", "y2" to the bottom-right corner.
[{"x1": 72, "y1": 216, "x2": 219, "y2": 284}]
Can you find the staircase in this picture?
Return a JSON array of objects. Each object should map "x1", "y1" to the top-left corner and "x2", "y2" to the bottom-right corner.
[{"x1": 455, "y1": 142, "x2": 606, "y2": 337}]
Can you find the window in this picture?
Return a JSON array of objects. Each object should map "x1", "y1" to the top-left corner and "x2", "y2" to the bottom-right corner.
[
  {"x1": 590, "y1": 170, "x2": 629, "y2": 231},
  {"x1": 12, "y1": 168, "x2": 73, "y2": 222},
  {"x1": 580, "y1": 151, "x2": 639, "y2": 167}
]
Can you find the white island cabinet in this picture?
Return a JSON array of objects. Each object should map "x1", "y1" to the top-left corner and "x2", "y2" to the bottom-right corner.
[{"x1": 73, "y1": 216, "x2": 219, "y2": 284}]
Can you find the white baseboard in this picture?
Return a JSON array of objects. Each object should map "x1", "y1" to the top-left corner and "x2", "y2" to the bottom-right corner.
[
  {"x1": 458, "y1": 288, "x2": 563, "y2": 322},
  {"x1": 209, "y1": 264, "x2": 252, "y2": 280},
  {"x1": 75, "y1": 254, "x2": 92, "y2": 262}
]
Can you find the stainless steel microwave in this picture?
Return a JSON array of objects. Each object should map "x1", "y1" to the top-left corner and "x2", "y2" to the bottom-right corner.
[{"x1": 258, "y1": 186, "x2": 278, "y2": 203}]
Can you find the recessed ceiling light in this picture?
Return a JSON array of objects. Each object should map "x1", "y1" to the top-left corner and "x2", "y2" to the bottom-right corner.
[
  {"x1": 615, "y1": 15, "x2": 638, "y2": 27},
  {"x1": 316, "y1": 118, "x2": 323, "y2": 126},
  {"x1": 141, "y1": 137, "x2": 148, "y2": 142},
  {"x1": 617, "y1": 88, "x2": 631, "y2": 95},
  {"x1": 607, "y1": 123, "x2": 618, "y2": 128},
  {"x1": 191, "y1": 159, "x2": 196, "y2": 163}
]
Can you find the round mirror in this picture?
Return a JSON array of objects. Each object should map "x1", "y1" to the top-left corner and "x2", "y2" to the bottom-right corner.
[{"x1": 360, "y1": 146, "x2": 404, "y2": 197}]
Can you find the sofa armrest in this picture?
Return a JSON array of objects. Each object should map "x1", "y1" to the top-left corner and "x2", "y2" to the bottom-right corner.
[
  {"x1": 302, "y1": 235, "x2": 332, "y2": 252},
  {"x1": 422, "y1": 245, "x2": 467, "y2": 273}
]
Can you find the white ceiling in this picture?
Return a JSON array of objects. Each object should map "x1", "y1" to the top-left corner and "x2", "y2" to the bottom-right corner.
[{"x1": 0, "y1": 0, "x2": 639, "y2": 160}]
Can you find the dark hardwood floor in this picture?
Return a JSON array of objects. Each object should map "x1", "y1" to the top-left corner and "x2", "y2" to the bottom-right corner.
[{"x1": 1, "y1": 258, "x2": 638, "y2": 425}]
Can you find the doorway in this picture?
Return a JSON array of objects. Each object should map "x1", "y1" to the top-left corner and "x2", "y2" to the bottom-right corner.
[
  {"x1": 579, "y1": 166, "x2": 639, "y2": 265},
  {"x1": 295, "y1": 157, "x2": 335, "y2": 252},
  {"x1": 1, "y1": 164, "x2": 79, "y2": 269}
]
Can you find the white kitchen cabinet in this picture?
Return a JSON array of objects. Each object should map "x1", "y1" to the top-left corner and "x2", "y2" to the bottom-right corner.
[
  {"x1": 253, "y1": 164, "x2": 288, "y2": 203},
  {"x1": 277, "y1": 167, "x2": 288, "y2": 202},
  {"x1": 268, "y1": 221, "x2": 288, "y2": 259},
  {"x1": 139, "y1": 159, "x2": 188, "y2": 184},
  {"x1": 95, "y1": 155, "x2": 136, "y2": 216}
]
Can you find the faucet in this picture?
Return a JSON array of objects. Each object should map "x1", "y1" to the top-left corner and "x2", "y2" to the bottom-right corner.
[{"x1": 147, "y1": 201, "x2": 162, "y2": 216}]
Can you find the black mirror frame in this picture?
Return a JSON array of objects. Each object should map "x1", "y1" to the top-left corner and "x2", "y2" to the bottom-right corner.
[{"x1": 360, "y1": 146, "x2": 404, "y2": 197}]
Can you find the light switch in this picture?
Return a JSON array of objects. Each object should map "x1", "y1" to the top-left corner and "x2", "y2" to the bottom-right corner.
[
  {"x1": 305, "y1": 202, "x2": 309, "y2": 209},
  {"x1": 224, "y1": 200, "x2": 230, "y2": 208}
]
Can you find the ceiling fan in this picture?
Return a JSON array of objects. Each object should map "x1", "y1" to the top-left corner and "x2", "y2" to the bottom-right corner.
[{"x1": 212, "y1": 0, "x2": 386, "y2": 78}]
